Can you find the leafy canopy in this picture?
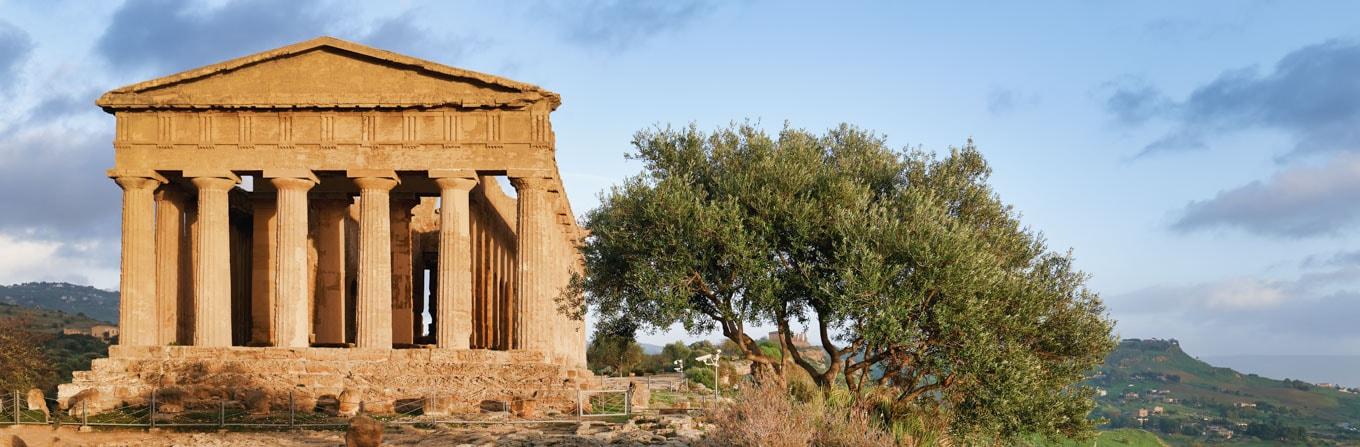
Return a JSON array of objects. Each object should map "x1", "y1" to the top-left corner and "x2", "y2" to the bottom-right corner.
[{"x1": 577, "y1": 122, "x2": 1115, "y2": 439}]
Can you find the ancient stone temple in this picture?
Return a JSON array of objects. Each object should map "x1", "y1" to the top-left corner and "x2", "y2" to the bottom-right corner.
[{"x1": 60, "y1": 37, "x2": 590, "y2": 415}]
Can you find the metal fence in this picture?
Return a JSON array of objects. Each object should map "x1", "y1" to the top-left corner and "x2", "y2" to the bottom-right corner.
[{"x1": 0, "y1": 388, "x2": 635, "y2": 430}]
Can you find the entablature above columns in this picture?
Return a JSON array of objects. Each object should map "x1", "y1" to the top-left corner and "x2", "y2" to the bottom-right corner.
[{"x1": 113, "y1": 109, "x2": 552, "y2": 151}]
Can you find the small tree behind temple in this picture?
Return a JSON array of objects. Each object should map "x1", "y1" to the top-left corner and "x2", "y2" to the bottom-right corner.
[{"x1": 574, "y1": 122, "x2": 1115, "y2": 439}]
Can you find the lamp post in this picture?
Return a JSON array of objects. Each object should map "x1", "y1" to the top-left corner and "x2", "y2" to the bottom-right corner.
[{"x1": 697, "y1": 353, "x2": 719, "y2": 403}]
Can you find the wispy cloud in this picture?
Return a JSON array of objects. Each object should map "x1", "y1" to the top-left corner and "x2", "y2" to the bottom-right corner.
[
  {"x1": 0, "y1": 129, "x2": 118, "y2": 241},
  {"x1": 536, "y1": 0, "x2": 718, "y2": 52},
  {"x1": 0, "y1": 20, "x2": 32, "y2": 95},
  {"x1": 1110, "y1": 260, "x2": 1360, "y2": 354},
  {"x1": 1171, "y1": 153, "x2": 1360, "y2": 238},
  {"x1": 1106, "y1": 39, "x2": 1360, "y2": 159},
  {"x1": 986, "y1": 87, "x2": 1040, "y2": 116},
  {"x1": 96, "y1": 0, "x2": 338, "y2": 74},
  {"x1": 94, "y1": 0, "x2": 479, "y2": 75}
]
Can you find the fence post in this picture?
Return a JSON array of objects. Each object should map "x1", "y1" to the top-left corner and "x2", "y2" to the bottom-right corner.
[
  {"x1": 149, "y1": 388, "x2": 156, "y2": 429},
  {"x1": 13, "y1": 390, "x2": 19, "y2": 424},
  {"x1": 624, "y1": 389, "x2": 631, "y2": 416},
  {"x1": 81, "y1": 400, "x2": 88, "y2": 428},
  {"x1": 219, "y1": 400, "x2": 225, "y2": 428},
  {"x1": 288, "y1": 390, "x2": 295, "y2": 428},
  {"x1": 576, "y1": 389, "x2": 582, "y2": 422}
]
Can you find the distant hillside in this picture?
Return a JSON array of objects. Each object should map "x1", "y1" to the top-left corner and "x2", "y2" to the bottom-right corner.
[
  {"x1": 1088, "y1": 339, "x2": 1360, "y2": 445},
  {"x1": 0, "y1": 282, "x2": 118, "y2": 323},
  {"x1": 0, "y1": 302, "x2": 108, "y2": 335},
  {"x1": 1028, "y1": 428, "x2": 1168, "y2": 447}
]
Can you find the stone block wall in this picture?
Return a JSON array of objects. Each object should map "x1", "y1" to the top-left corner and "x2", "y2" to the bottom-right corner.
[{"x1": 58, "y1": 346, "x2": 595, "y2": 417}]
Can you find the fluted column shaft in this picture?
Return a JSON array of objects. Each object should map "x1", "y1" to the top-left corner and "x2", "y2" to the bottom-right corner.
[
  {"x1": 113, "y1": 174, "x2": 163, "y2": 346},
  {"x1": 390, "y1": 198, "x2": 418, "y2": 345},
  {"x1": 510, "y1": 176, "x2": 552, "y2": 352},
  {"x1": 269, "y1": 176, "x2": 317, "y2": 347},
  {"x1": 354, "y1": 176, "x2": 397, "y2": 348},
  {"x1": 313, "y1": 198, "x2": 348, "y2": 345},
  {"x1": 154, "y1": 188, "x2": 185, "y2": 345},
  {"x1": 434, "y1": 177, "x2": 477, "y2": 349},
  {"x1": 190, "y1": 175, "x2": 238, "y2": 347}
]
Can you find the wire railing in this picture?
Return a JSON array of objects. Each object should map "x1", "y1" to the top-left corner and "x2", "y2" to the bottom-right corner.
[{"x1": 0, "y1": 388, "x2": 639, "y2": 430}]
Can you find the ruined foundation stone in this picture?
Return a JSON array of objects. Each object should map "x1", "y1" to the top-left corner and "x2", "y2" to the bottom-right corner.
[
  {"x1": 61, "y1": 36, "x2": 597, "y2": 416},
  {"x1": 346, "y1": 414, "x2": 383, "y2": 447}
]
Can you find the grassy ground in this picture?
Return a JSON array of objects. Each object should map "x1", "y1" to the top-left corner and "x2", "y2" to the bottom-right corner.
[{"x1": 1024, "y1": 429, "x2": 1168, "y2": 447}]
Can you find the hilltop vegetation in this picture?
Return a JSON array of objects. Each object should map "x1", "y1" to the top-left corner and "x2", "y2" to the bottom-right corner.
[
  {"x1": 0, "y1": 282, "x2": 118, "y2": 323},
  {"x1": 0, "y1": 301, "x2": 109, "y2": 334},
  {"x1": 1088, "y1": 339, "x2": 1360, "y2": 445}
]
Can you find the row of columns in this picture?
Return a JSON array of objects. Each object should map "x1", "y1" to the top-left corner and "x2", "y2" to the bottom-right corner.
[{"x1": 110, "y1": 169, "x2": 565, "y2": 354}]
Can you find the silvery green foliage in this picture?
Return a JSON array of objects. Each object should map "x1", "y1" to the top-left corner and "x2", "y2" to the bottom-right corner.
[{"x1": 579, "y1": 122, "x2": 1115, "y2": 440}]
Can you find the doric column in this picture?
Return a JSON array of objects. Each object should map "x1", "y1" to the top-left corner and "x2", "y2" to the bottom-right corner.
[
  {"x1": 178, "y1": 200, "x2": 197, "y2": 345},
  {"x1": 266, "y1": 170, "x2": 317, "y2": 348},
  {"x1": 110, "y1": 170, "x2": 166, "y2": 346},
  {"x1": 313, "y1": 196, "x2": 349, "y2": 345},
  {"x1": 500, "y1": 244, "x2": 513, "y2": 350},
  {"x1": 349, "y1": 171, "x2": 398, "y2": 348},
  {"x1": 432, "y1": 172, "x2": 476, "y2": 349},
  {"x1": 249, "y1": 194, "x2": 276, "y2": 345},
  {"x1": 154, "y1": 188, "x2": 186, "y2": 345},
  {"x1": 187, "y1": 171, "x2": 240, "y2": 347},
  {"x1": 509, "y1": 173, "x2": 554, "y2": 352},
  {"x1": 390, "y1": 196, "x2": 418, "y2": 345}
]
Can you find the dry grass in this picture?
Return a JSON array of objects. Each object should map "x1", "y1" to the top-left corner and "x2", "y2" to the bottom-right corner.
[
  {"x1": 706, "y1": 382, "x2": 949, "y2": 447},
  {"x1": 707, "y1": 383, "x2": 818, "y2": 447}
]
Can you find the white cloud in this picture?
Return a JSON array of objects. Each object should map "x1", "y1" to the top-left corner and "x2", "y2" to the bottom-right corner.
[
  {"x1": 1173, "y1": 152, "x2": 1360, "y2": 237},
  {"x1": 1204, "y1": 277, "x2": 1287, "y2": 310},
  {"x1": 0, "y1": 233, "x2": 117, "y2": 288}
]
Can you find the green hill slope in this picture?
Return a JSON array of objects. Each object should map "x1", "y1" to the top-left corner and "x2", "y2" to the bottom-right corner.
[
  {"x1": 1026, "y1": 428, "x2": 1168, "y2": 447},
  {"x1": 1088, "y1": 339, "x2": 1360, "y2": 445},
  {"x1": 0, "y1": 301, "x2": 108, "y2": 334},
  {"x1": 0, "y1": 282, "x2": 118, "y2": 324}
]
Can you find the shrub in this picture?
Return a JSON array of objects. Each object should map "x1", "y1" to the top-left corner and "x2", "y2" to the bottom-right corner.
[
  {"x1": 708, "y1": 381, "x2": 949, "y2": 447},
  {"x1": 787, "y1": 372, "x2": 819, "y2": 404},
  {"x1": 707, "y1": 383, "x2": 818, "y2": 447},
  {"x1": 686, "y1": 366, "x2": 715, "y2": 389},
  {"x1": 815, "y1": 402, "x2": 897, "y2": 447}
]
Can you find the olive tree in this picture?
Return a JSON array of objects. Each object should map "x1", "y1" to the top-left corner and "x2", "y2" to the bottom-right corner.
[{"x1": 572, "y1": 122, "x2": 1115, "y2": 438}]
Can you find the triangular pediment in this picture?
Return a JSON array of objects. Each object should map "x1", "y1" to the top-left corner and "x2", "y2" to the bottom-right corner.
[{"x1": 98, "y1": 37, "x2": 559, "y2": 111}]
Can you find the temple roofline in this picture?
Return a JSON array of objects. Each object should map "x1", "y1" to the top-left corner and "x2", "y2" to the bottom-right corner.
[{"x1": 97, "y1": 36, "x2": 561, "y2": 112}]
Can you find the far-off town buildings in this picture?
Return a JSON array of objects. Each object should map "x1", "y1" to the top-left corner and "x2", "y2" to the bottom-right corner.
[
  {"x1": 62, "y1": 324, "x2": 119, "y2": 342},
  {"x1": 59, "y1": 37, "x2": 592, "y2": 415}
]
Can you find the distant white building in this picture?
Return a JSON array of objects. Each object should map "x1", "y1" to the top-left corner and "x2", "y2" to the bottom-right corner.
[{"x1": 90, "y1": 324, "x2": 119, "y2": 341}]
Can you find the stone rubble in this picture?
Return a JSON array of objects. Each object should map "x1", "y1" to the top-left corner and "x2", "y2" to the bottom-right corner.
[{"x1": 1, "y1": 413, "x2": 713, "y2": 446}]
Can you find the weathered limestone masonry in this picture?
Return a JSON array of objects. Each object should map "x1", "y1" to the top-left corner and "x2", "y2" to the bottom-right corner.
[{"x1": 60, "y1": 37, "x2": 592, "y2": 415}]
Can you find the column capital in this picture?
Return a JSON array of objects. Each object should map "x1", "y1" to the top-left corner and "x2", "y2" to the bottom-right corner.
[
  {"x1": 352, "y1": 177, "x2": 399, "y2": 191},
  {"x1": 114, "y1": 176, "x2": 163, "y2": 192},
  {"x1": 263, "y1": 168, "x2": 319, "y2": 183},
  {"x1": 346, "y1": 169, "x2": 399, "y2": 181},
  {"x1": 269, "y1": 176, "x2": 318, "y2": 191},
  {"x1": 153, "y1": 186, "x2": 186, "y2": 201},
  {"x1": 109, "y1": 170, "x2": 166, "y2": 192},
  {"x1": 509, "y1": 176, "x2": 555, "y2": 191},
  {"x1": 434, "y1": 177, "x2": 478, "y2": 191},
  {"x1": 392, "y1": 195, "x2": 420, "y2": 212},
  {"x1": 183, "y1": 169, "x2": 241, "y2": 183},
  {"x1": 429, "y1": 169, "x2": 477, "y2": 179},
  {"x1": 190, "y1": 176, "x2": 239, "y2": 192}
]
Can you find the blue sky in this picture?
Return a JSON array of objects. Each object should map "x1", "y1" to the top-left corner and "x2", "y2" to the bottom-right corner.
[{"x1": 1, "y1": 1, "x2": 1359, "y2": 356}]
